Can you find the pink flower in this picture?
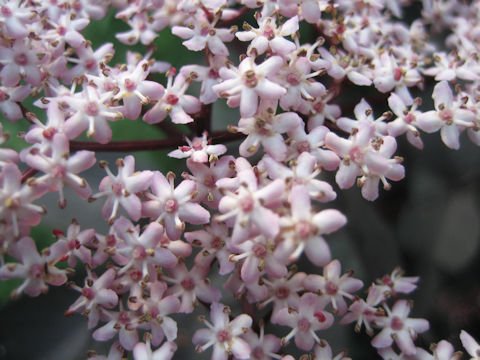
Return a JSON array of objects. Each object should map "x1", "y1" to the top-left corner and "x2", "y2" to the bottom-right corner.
[
  {"x1": 142, "y1": 171, "x2": 210, "y2": 240},
  {"x1": 64, "y1": 43, "x2": 114, "y2": 83},
  {"x1": 180, "y1": 54, "x2": 229, "y2": 104},
  {"x1": 230, "y1": 234, "x2": 288, "y2": 284},
  {"x1": 0, "y1": 162, "x2": 47, "y2": 236},
  {"x1": 143, "y1": 70, "x2": 201, "y2": 125},
  {"x1": 193, "y1": 302, "x2": 253, "y2": 360},
  {"x1": 387, "y1": 94, "x2": 424, "y2": 149},
  {"x1": 172, "y1": 13, "x2": 235, "y2": 56},
  {"x1": 54, "y1": 219, "x2": 95, "y2": 268},
  {"x1": 213, "y1": 56, "x2": 286, "y2": 118},
  {"x1": 0, "y1": 236, "x2": 68, "y2": 297},
  {"x1": 63, "y1": 84, "x2": 123, "y2": 144},
  {"x1": 185, "y1": 220, "x2": 235, "y2": 275},
  {"x1": 116, "y1": 59, "x2": 165, "y2": 120},
  {"x1": 235, "y1": 14, "x2": 298, "y2": 56},
  {"x1": 417, "y1": 81, "x2": 476, "y2": 150},
  {"x1": 136, "y1": 281, "x2": 181, "y2": 345},
  {"x1": 242, "y1": 326, "x2": 281, "y2": 360},
  {"x1": 287, "y1": 125, "x2": 340, "y2": 171},
  {"x1": 164, "y1": 262, "x2": 221, "y2": 313},
  {"x1": 91, "y1": 156, "x2": 153, "y2": 223},
  {"x1": 278, "y1": 55, "x2": 326, "y2": 112},
  {"x1": 133, "y1": 340, "x2": 177, "y2": 360},
  {"x1": 277, "y1": 184, "x2": 346, "y2": 266},
  {"x1": 168, "y1": 131, "x2": 227, "y2": 163},
  {"x1": 0, "y1": 38, "x2": 45, "y2": 86},
  {"x1": 260, "y1": 152, "x2": 337, "y2": 202},
  {"x1": 66, "y1": 268, "x2": 118, "y2": 329},
  {"x1": 112, "y1": 217, "x2": 178, "y2": 277},
  {"x1": 93, "y1": 310, "x2": 140, "y2": 351},
  {"x1": 325, "y1": 123, "x2": 405, "y2": 201},
  {"x1": 24, "y1": 133, "x2": 96, "y2": 208},
  {"x1": 260, "y1": 271, "x2": 306, "y2": 321},
  {"x1": 234, "y1": 100, "x2": 301, "y2": 161},
  {"x1": 217, "y1": 174, "x2": 284, "y2": 244},
  {"x1": 375, "y1": 267, "x2": 419, "y2": 296},
  {"x1": 276, "y1": 292, "x2": 334, "y2": 351},
  {"x1": 183, "y1": 155, "x2": 236, "y2": 209},
  {"x1": 371, "y1": 300, "x2": 429, "y2": 356},
  {"x1": 0, "y1": 84, "x2": 31, "y2": 121},
  {"x1": 303, "y1": 259, "x2": 363, "y2": 315},
  {"x1": 116, "y1": 12, "x2": 168, "y2": 45}
]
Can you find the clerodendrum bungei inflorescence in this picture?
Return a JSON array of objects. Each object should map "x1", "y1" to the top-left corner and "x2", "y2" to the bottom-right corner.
[{"x1": 1, "y1": 0, "x2": 480, "y2": 359}]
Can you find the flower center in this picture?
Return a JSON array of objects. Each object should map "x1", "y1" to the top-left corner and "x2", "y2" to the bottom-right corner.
[
  {"x1": 381, "y1": 275, "x2": 393, "y2": 286},
  {"x1": 85, "y1": 59, "x2": 96, "y2": 70},
  {"x1": 211, "y1": 237, "x2": 224, "y2": 249},
  {"x1": 30, "y1": 264, "x2": 44, "y2": 278},
  {"x1": 14, "y1": 53, "x2": 28, "y2": 66},
  {"x1": 394, "y1": 67, "x2": 403, "y2": 81},
  {"x1": 165, "y1": 198, "x2": 178, "y2": 213},
  {"x1": 82, "y1": 287, "x2": 94, "y2": 300},
  {"x1": 313, "y1": 101, "x2": 325, "y2": 113},
  {"x1": 192, "y1": 138, "x2": 203, "y2": 150},
  {"x1": 325, "y1": 281, "x2": 338, "y2": 295},
  {"x1": 349, "y1": 146, "x2": 364, "y2": 163},
  {"x1": 57, "y1": 26, "x2": 66, "y2": 36},
  {"x1": 1, "y1": 6, "x2": 12, "y2": 16},
  {"x1": 203, "y1": 175, "x2": 216, "y2": 188},
  {"x1": 129, "y1": 270, "x2": 142, "y2": 281},
  {"x1": 440, "y1": 109, "x2": 454, "y2": 124},
  {"x1": 181, "y1": 277, "x2": 195, "y2": 290},
  {"x1": 295, "y1": 220, "x2": 313, "y2": 239},
  {"x1": 391, "y1": 316, "x2": 404, "y2": 330},
  {"x1": 42, "y1": 127, "x2": 57, "y2": 140},
  {"x1": 239, "y1": 196, "x2": 255, "y2": 212},
  {"x1": 52, "y1": 164, "x2": 66, "y2": 179},
  {"x1": 405, "y1": 113, "x2": 415, "y2": 124},
  {"x1": 276, "y1": 286, "x2": 289, "y2": 299},
  {"x1": 286, "y1": 72, "x2": 300, "y2": 86},
  {"x1": 263, "y1": 24, "x2": 275, "y2": 40},
  {"x1": 166, "y1": 93, "x2": 179, "y2": 105},
  {"x1": 217, "y1": 329, "x2": 230, "y2": 342},
  {"x1": 85, "y1": 101, "x2": 99, "y2": 116},
  {"x1": 111, "y1": 182, "x2": 123, "y2": 196},
  {"x1": 124, "y1": 78, "x2": 136, "y2": 92},
  {"x1": 296, "y1": 140, "x2": 311, "y2": 153},
  {"x1": 297, "y1": 318, "x2": 311, "y2": 332},
  {"x1": 132, "y1": 245, "x2": 146, "y2": 260},
  {"x1": 252, "y1": 243, "x2": 267, "y2": 258},
  {"x1": 243, "y1": 70, "x2": 258, "y2": 88},
  {"x1": 208, "y1": 69, "x2": 219, "y2": 79},
  {"x1": 119, "y1": 311, "x2": 130, "y2": 324}
]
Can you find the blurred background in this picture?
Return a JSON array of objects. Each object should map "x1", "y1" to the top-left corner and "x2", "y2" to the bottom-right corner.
[{"x1": 1, "y1": 5, "x2": 480, "y2": 360}]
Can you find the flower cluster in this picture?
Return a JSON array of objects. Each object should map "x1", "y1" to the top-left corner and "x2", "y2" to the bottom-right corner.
[{"x1": 1, "y1": 0, "x2": 480, "y2": 359}]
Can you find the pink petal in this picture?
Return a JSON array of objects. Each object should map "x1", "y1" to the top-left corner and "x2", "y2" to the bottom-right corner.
[
  {"x1": 305, "y1": 236, "x2": 331, "y2": 266},
  {"x1": 231, "y1": 337, "x2": 252, "y2": 359},
  {"x1": 178, "y1": 202, "x2": 210, "y2": 224},
  {"x1": 312, "y1": 209, "x2": 347, "y2": 234},
  {"x1": 240, "y1": 87, "x2": 258, "y2": 118}
]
